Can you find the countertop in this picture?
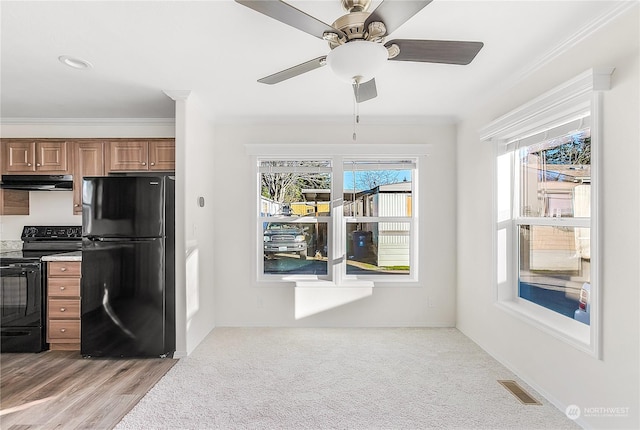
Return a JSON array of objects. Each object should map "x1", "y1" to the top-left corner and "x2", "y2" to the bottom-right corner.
[{"x1": 42, "y1": 251, "x2": 82, "y2": 262}]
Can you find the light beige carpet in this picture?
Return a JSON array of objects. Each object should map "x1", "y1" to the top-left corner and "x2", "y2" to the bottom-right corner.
[{"x1": 116, "y1": 328, "x2": 579, "y2": 430}]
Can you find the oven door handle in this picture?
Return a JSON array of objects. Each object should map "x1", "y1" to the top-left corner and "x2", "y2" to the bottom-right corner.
[{"x1": 1, "y1": 265, "x2": 40, "y2": 270}]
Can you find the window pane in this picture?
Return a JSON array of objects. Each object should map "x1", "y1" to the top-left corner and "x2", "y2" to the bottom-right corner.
[
  {"x1": 497, "y1": 153, "x2": 512, "y2": 222},
  {"x1": 519, "y1": 130, "x2": 590, "y2": 218},
  {"x1": 343, "y1": 161, "x2": 412, "y2": 218},
  {"x1": 497, "y1": 228, "x2": 508, "y2": 284},
  {"x1": 346, "y1": 222, "x2": 410, "y2": 275},
  {"x1": 263, "y1": 222, "x2": 328, "y2": 275},
  {"x1": 518, "y1": 225, "x2": 590, "y2": 324},
  {"x1": 260, "y1": 167, "x2": 331, "y2": 216}
]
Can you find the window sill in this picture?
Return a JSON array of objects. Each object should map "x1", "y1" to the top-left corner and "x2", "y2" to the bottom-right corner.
[
  {"x1": 295, "y1": 280, "x2": 374, "y2": 288},
  {"x1": 495, "y1": 299, "x2": 597, "y2": 358}
]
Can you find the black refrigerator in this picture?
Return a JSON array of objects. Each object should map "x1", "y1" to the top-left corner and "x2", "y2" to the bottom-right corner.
[{"x1": 81, "y1": 175, "x2": 175, "y2": 358}]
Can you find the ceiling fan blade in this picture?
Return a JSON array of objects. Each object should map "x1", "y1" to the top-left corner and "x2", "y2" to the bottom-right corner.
[
  {"x1": 236, "y1": 0, "x2": 346, "y2": 40},
  {"x1": 365, "y1": 0, "x2": 433, "y2": 37},
  {"x1": 386, "y1": 39, "x2": 484, "y2": 65},
  {"x1": 353, "y1": 79, "x2": 378, "y2": 103},
  {"x1": 258, "y1": 56, "x2": 327, "y2": 85}
]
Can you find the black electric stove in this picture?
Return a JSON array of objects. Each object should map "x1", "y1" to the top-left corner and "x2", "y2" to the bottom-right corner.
[
  {"x1": 0, "y1": 226, "x2": 82, "y2": 262},
  {"x1": 0, "y1": 226, "x2": 81, "y2": 352}
]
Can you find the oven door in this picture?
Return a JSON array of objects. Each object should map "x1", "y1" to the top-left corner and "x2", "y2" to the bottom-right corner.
[{"x1": 0, "y1": 262, "x2": 45, "y2": 352}]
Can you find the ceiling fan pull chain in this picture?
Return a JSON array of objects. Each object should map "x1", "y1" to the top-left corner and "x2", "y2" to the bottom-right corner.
[
  {"x1": 353, "y1": 78, "x2": 361, "y2": 141},
  {"x1": 353, "y1": 81, "x2": 357, "y2": 140}
]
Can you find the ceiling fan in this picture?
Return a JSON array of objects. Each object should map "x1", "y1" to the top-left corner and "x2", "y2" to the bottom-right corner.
[{"x1": 236, "y1": 0, "x2": 484, "y2": 103}]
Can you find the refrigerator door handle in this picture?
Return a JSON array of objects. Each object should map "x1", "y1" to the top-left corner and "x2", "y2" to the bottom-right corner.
[{"x1": 87, "y1": 237, "x2": 160, "y2": 242}]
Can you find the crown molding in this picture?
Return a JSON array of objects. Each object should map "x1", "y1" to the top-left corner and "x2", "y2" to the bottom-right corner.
[
  {"x1": 213, "y1": 115, "x2": 458, "y2": 126},
  {"x1": 0, "y1": 117, "x2": 175, "y2": 126},
  {"x1": 508, "y1": 1, "x2": 636, "y2": 87}
]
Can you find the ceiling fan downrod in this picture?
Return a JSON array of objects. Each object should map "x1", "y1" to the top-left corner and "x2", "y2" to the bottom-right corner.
[{"x1": 341, "y1": 0, "x2": 372, "y2": 13}]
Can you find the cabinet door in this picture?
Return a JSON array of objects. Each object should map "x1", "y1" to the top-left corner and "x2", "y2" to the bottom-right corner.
[
  {"x1": 0, "y1": 189, "x2": 29, "y2": 215},
  {"x1": 2, "y1": 141, "x2": 35, "y2": 172},
  {"x1": 109, "y1": 141, "x2": 149, "y2": 171},
  {"x1": 73, "y1": 141, "x2": 104, "y2": 214},
  {"x1": 148, "y1": 140, "x2": 175, "y2": 171},
  {"x1": 35, "y1": 141, "x2": 68, "y2": 172}
]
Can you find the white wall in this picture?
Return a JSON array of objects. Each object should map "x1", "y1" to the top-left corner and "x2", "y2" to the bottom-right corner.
[
  {"x1": 456, "y1": 7, "x2": 639, "y2": 429},
  {"x1": 181, "y1": 94, "x2": 217, "y2": 354},
  {"x1": 212, "y1": 119, "x2": 458, "y2": 327}
]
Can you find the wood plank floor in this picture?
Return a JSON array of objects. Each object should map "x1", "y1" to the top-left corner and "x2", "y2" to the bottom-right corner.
[{"x1": 0, "y1": 350, "x2": 176, "y2": 429}]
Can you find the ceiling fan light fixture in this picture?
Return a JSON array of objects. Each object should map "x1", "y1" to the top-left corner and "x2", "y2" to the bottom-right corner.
[{"x1": 326, "y1": 41, "x2": 387, "y2": 83}]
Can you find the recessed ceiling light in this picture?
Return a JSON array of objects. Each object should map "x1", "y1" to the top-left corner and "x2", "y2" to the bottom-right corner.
[{"x1": 58, "y1": 55, "x2": 92, "y2": 70}]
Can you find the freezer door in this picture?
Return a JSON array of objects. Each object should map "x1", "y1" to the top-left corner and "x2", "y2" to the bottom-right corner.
[
  {"x1": 81, "y1": 238, "x2": 173, "y2": 357},
  {"x1": 82, "y1": 176, "x2": 166, "y2": 238}
]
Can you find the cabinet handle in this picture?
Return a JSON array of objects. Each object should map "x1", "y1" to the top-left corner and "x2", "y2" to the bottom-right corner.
[
  {"x1": 36, "y1": 163, "x2": 41, "y2": 167},
  {"x1": 74, "y1": 204, "x2": 80, "y2": 207},
  {"x1": 60, "y1": 267, "x2": 67, "y2": 272},
  {"x1": 27, "y1": 163, "x2": 32, "y2": 167},
  {"x1": 60, "y1": 328, "x2": 66, "y2": 333},
  {"x1": 59, "y1": 286, "x2": 66, "y2": 291},
  {"x1": 141, "y1": 162, "x2": 147, "y2": 166},
  {"x1": 60, "y1": 307, "x2": 66, "y2": 312},
  {"x1": 150, "y1": 162, "x2": 155, "y2": 166}
]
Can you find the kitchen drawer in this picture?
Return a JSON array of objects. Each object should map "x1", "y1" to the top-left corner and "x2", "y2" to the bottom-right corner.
[
  {"x1": 48, "y1": 261, "x2": 81, "y2": 277},
  {"x1": 47, "y1": 277, "x2": 80, "y2": 297},
  {"x1": 48, "y1": 299, "x2": 80, "y2": 319},
  {"x1": 48, "y1": 320, "x2": 80, "y2": 340}
]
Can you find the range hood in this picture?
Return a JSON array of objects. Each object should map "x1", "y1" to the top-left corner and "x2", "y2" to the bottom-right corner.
[{"x1": 1, "y1": 175, "x2": 73, "y2": 191}]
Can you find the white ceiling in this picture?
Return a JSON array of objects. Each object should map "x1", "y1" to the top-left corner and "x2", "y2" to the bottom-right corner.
[{"x1": 0, "y1": 1, "x2": 626, "y2": 122}]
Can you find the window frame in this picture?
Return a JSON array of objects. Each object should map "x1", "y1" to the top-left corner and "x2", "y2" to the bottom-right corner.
[
  {"x1": 342, "y1": 158, "x2": 416, "y2": 281},
  {"x1": 257, "y1": 158, "x2": 334, "y2": 282},
  {"x1": 247, "y1": 144, "x2": 427, "y2": 287},
  {"x1": 481, "y1": 68, "x2": 613, "y2": 358}
]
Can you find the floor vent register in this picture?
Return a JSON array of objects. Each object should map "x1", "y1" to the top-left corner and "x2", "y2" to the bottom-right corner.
[{"x1": 498, "y1": 380, "x2": 542, "y2": 405}]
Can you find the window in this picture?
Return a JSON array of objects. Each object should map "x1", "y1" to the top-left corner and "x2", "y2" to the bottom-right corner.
[
  {"x1": 516, "y1": 128, "x2": 591, "y2": 322},
  {"x1": 481, "y1": 68, "x2": 613, "y2": 357},
  {"x1": 259, "y1": 160, "x2": 331, "y2": 277},
  {"x1": 343, "y1": 160, "x2": 414, "y2": 276},
  {"x1": 253, "y1": 150, "x2": 420, "y2": 284}
]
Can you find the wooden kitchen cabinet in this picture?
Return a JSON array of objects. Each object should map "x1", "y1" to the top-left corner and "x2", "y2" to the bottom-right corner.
[
  {"x1": 108, "y1": 139, "x2": 175, "y2": 172},
  {"x1": 47, "y1": 261, "x2": 81, "y2": 351},
  {"x1": 1, "y1": 139, "x2": 70, "y2": 173},
  {"x1": 72, "y1": 141, "x2": 104, "y2": 214},
  {"x1": 0, "y1": 189, "x2": 29, "y2": 215}
]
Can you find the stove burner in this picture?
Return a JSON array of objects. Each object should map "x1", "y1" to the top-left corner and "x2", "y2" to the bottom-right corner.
[{"x1": 22, "y1": 225, "x2": 82, "y2": 241}]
